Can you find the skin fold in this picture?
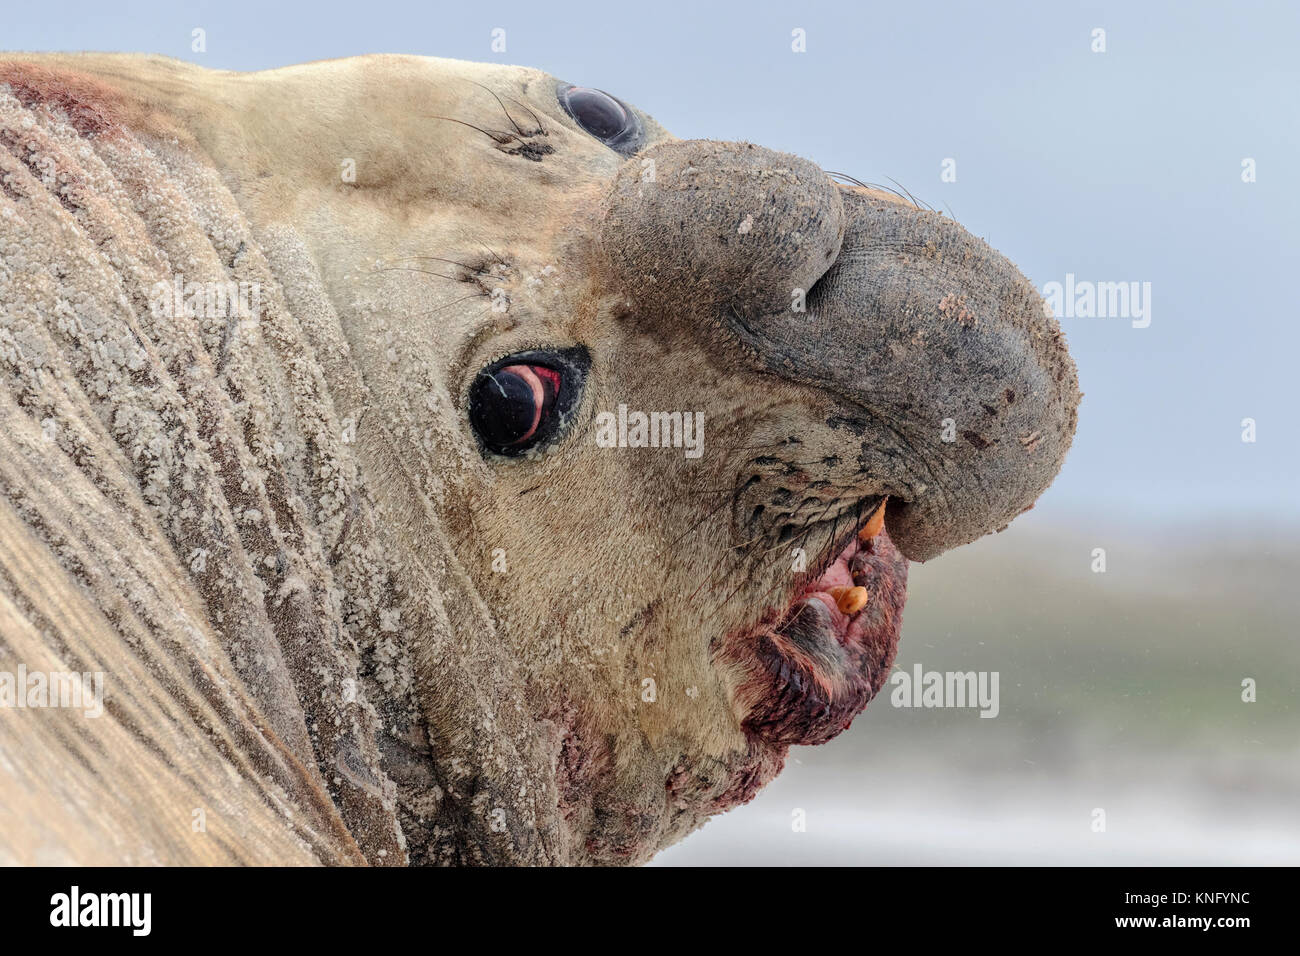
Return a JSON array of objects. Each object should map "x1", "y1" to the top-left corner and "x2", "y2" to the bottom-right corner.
[{"x1": 0, "y1": 53, "x2": 1079, "y2": 865}]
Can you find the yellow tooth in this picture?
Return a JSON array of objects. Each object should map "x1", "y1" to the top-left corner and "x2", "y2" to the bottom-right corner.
[
  {"x1": 859, "y1": 499, "x2": 887, "y2": 542},
  {"x1": 830, "y1": 585, "x2": 869, "y2": 615}
]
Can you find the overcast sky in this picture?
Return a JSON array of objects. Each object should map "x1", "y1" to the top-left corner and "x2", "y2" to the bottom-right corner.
[{"x1": 7, "y1": 0, "x2": 1297, "y2": 522}]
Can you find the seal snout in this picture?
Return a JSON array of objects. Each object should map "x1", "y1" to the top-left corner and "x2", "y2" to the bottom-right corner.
[
  {"x1": 597, "y1": 138, "x2": 846, "y2": 322},
  {"x1": 795, "y1": 190, "x2": 1080, "y2": 559},
  {"x1": 598, "y1": 140, "x2": 1078, "y2": 562}
]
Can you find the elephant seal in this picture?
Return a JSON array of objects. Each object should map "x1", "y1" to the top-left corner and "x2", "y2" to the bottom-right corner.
[{"x1": 0, "y1": 53, "x2": 1078, "y2": 865}]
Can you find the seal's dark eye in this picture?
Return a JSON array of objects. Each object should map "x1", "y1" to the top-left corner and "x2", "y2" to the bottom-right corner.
[
  {"x1": 558, "y1": 84, "x2": 642, "y2": 154},
  {"x1": 467, "y1": 347, "x2": 589, "y2": 457},
  {"x1": 563, "y1": 88, "x2": 627, "y2": 140}
]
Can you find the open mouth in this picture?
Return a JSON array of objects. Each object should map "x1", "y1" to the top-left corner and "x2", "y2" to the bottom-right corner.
[
  {"x1": 789, "y1": 499, "x2": 889, "y2": 645},
  {"x1": 719, "y1": 499, "x2": 909, "y2": 748}
]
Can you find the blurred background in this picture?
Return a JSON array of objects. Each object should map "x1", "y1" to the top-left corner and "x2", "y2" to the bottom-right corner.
[{"x1": 10, "y1": 0, "x2": 1296, "y2": 864}]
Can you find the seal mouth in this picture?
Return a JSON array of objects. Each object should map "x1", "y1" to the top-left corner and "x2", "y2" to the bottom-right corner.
[
  {"x1": 719, "y1": 500, "x2": 909, "y2": 748},
  {"x1": 785, "y1": 522, "x2": 886, "y2": 650}
]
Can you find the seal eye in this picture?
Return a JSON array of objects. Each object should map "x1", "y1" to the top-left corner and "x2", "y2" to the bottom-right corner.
[
  {"x1": 563, "y1": 88, "x2": 627, "y2": 140},
  {"x1": 469, "y1": 364, "x2": 555, "y2": 452},
  {"x1": 467, "y1": 347, "x2": 589, "y2": 458},
  {"x1": 557, "y1": 84, "x2": 642, "y2": 154}
]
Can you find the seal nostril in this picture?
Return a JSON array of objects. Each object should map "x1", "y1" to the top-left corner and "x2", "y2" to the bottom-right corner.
[{"x1": 804, "y1": 260, "x2": 838, "y2": 311}]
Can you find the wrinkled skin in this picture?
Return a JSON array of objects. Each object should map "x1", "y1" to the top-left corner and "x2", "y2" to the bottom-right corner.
[{"x1": 0, "y1": 53, "x2": 1078, "y2": 864}]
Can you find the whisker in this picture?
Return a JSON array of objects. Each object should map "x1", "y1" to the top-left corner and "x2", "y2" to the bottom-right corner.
[
  {"x1": 425, "y1": 114, "x2": 521, "y2": 146},
  {"x1": 662, "y1": 493, "x2": 731, "y2": 554},
  {"x1": 685, "y1": 546, "x2": 741, "y2": 604},
  {"x1": 710, "y1": 439, "x2": 801, "y2": 452},
  {"x1": 505, "y1": 94, "x2": 546, "y2": 135},
  {"x1": 698, "y1": 502, "x2": 839, "y2": 627},
  {"x1": 684, "y1": 520, "x2": 778, "y2": 608},
  {"x1": 884, "y1": 175, "x2": 935, "y2": 212},
  {"x1": 389, "y1": 254, "x2": 478, "y2": 270},
  {"x1": 826, "y1": 170, "x2": 870, "y2": 189},
  {"x1": 477, "y1": 241, "x2": 507, "y2": 266},
  {"x1": 470, "y1": 81, "x2": 527, "y2": 136},
  {"x1": 698, "y1": 575, "x2": 753, "y2": 626},
  {"x1": 369, "y1": 265, "x2": 461, "y2": 282},
  {"x1": 827, "y1": 170, "x2": 936, "y2": 212},
  {"x1": 417, "y1": 292, "x2": 490, "y2": 319}
]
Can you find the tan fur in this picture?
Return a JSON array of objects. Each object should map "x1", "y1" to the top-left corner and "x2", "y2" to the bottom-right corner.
[{"x1": 0, "y1": 54, "x2": 1077, "y2": 864}]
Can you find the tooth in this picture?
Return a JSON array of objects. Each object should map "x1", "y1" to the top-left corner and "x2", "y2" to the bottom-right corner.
[
  {"x1": 829, "y1": 585, "x2": 869, "y2": 615},
  {"x1": 858, "y1": 499, "x2": 887, "y2": 542}
]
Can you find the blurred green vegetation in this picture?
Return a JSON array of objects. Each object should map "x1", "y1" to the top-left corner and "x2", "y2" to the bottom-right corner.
[{"x1": 819, "y1": 514, "x2": 1300, "y2": 774}]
